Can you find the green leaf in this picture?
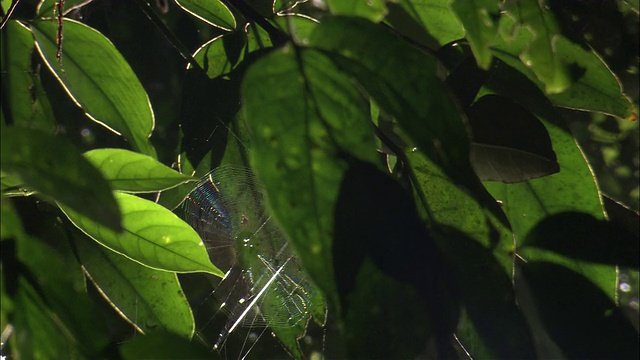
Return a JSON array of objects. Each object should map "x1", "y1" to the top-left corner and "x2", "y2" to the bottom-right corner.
[
  {"x1": 242, "y1": 45, "x2": 379, "y2": 310},
  {"x1": 120, "y1": 330, "x2": 216, "y2": 360},
  {"x1": 327, "y1": 0, "x2": 388, "y2": 22},
  {"x1": 30, "y1": 19, "x2": 157, "y2": 157},
  {"x1": 12, "y1": 278, "x2": 83, "y2": 359},
  {"x1": 0, "y1": 20, "x2": 56, "y2": 132},
  {"x1": 175, "y1": 0, "x2": 236, "y2": 31},
  {"x1": 520, "y1": 262, "x2": 639, "y2": 359},
  {"x1": 37, "y1": 0, "x2": 89, "y2": 16},
  {"x1": 191, "y1": 35, "x2": 239, "y2": 79},
  {"x1": 332, "y1": 161, "x2": 454, "y2": 358},
  {"x1": 499, "y1": 1, "x2": 571, "y2": 94},
  {"x1": 309, "y1": 17, "x2": 472, "y2": 190},
  {"x1": 0, "y1": 126, "x2": 122, "y2": 232},
  {"x1": 74, "y1": 235, "x2": 195, "y2": 338},
  {"x1": 407, "y1": 151, "x2": 536, "y2": 358},
  {"x1": 386, "y1": 0, "x2": 464, "y2": 49},
  {"x1": 83, "y1": 148, "x2": 194, "y2": 193},
  {"x1": 60, "y1": 192, "x2": 223, "y2": 276},
  {"x1": 492, "y1": 19, "x2": 635, "y2": 119},
  {"x1": 483, "y1": 60, "x2": 606, "y2": 238},
  {"x1": 468, "y1": 94, "x2": 559, "y2": 182},
  {"x1": 14, "y1": 214, "x2": 110, "y2": 356},
  {"x1": 450, "y1": 0, "x2": 499, "y2": 69}
]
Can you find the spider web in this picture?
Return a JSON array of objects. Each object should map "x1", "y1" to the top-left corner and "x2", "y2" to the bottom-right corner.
[{"x1": 181, "y1": 165, "x2": 326, "y2": 359}]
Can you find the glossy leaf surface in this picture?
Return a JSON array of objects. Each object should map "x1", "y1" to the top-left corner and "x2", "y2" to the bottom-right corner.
[
  {"x1": 75, "y1": 236, "x2": 195, "y2": 338},
  {"x1": 61, "y1": 192, "x2": 223, "y2": 276},
  {"x1": 84, "y1": 148, "x2": 194, "y2": 193},
  {"x1": 31, "y1": 19, "x2": 156, "y2": 156}
]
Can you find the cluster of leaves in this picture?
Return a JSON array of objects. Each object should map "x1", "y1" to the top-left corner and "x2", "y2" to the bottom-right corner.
[{"x1": 1, "y1": 0, "x2": 639, "y2": 359}]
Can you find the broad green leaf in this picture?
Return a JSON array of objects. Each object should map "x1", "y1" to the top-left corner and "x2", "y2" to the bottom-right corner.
[
  {"x1": 84, "y1": 148, "x2": 194, "y2": 193},
  {"x1": 15, "y1": 216, "x2": 110, "y2": 356},
  {"x1": 0, "y1": 126, "x2": 122, "y2": 232},
  {"x1": 450, "y1": 0, "x2": 499, "y2": 69},
  {"x1": 493, "y1": 18, "x2": 635, "y2": 119},
  {"x1": 272, "y1": 14, "x2": 319, "y2": 44},
  {"x1": 12, "y1": 278, "x2": 83, "y2": 359},
  {"x1": 242, "y1": 45, "x2": 379, "y2": 310},
  {"x1": 386, "y1": 0, "x2": 464, "y2": 49},
  {"x1": 332, "y1": 161, "x2": 454, "y2": 358},
  {"x1": 309, "y1": 17, "x2": 501, "y2": 219},
  {"x1": 0, "y1": 20, "x2": 56, "y2": 132},
  {"x1": 175, "y1": 0, "x2": 236, "y2": 31},
  {"x1": 1, "y1": 198, "x2": 22, "y2": 240},
  {"x1": 327, "y1": 0, "x2": 388, "y2": 22},
  {"x1": 499, "y1": 1, "x2": 571, "y2": 94},
  {"x1": 75, "y1": 235, "x2": 195, "y2": 338},
  {"x1": 30, "y1": 19, "x2": 157, "y2": 157},
  {"x1": 191, "y1": 35, "x2": 238, "y2": 79},
  {"x1": 120, "y1": 330, "x2": 216, "y2": 360},
  {"x1": 483, "y1": 61, "x2": 605, "y2": 238},
  {"x1": 37, "y1": 0, "x2": 89, "y2": 16},
  {"x1": 60, "y1": 192, "x2": 223, "y2": 276},
  {"x1": 468, "y1": 94, "x2": 559, "y2": 182},
  {"x1": 520, "y1": 262, "x2": 638, "y2": 359},
  {"x1": 407, "y1": 151, "x2": 536, "y2": 358}
]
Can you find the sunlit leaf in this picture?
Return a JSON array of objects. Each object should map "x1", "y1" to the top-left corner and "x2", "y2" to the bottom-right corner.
[
  {"x1": 1, "y1": 126, "x2": 122, "y2": 232},
  {"x1": 242, "y1": 44, "x2": 379, "y2": 310},
  {"x1": 386, "y1": 0, "x2": 464, "y2": 49},
  {"x1": 493, "y1": 19, "x2": 635, "y2": 119},
  {"x1": 407, "y1": 151, "x2": 536, "y2": 358},
  {"x1": 84, "y1": 148, "x2": 194, "y2": 193},
  {"x1": 309, "y1": 17, "x2": 471, "y2": 188},
  {"x1": 327, "y1": 0, "x2": 388, "y2": 22},
  {"x1": 450, "y1": 0, "x2": 499, "y2": 69},
  {"x1": 75, "y1": 236, "x2": 195, "y2": 338},
  {"x1": 175, "y1": 0, "x2": 236, "y2": 31},
  {"x1": 31, "y1": 19, "x2": 157, "y2": 157},
  {"x1": 37, "y1": 0, "x2": 89, "y2": 16},
  {"x1": 60, "y1": 192, "x2": 223, "y2": 276},
  {"x1": 499, "y1": 1, "x2": 571, "y2": 94}
]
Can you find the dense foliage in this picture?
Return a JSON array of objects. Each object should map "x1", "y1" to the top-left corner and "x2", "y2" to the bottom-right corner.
[{"x1": 1, "y1": 0, "x2": 639, "y2": 359}]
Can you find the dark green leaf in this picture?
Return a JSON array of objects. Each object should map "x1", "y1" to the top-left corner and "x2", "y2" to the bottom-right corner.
[
  {"x1": 175, "y1": 0, "x2": 236, "y2": 31},
  {"x1": 0, "y1": 20, "x2": 56, "y2": 132},
  {"x1": 75, "y1": 235, "x2": 195, "y2": 338},
  {"x1": 120, "y1": 330, "x2": 217, "y2": 360},
  {"x1": 333, "y1": 160, "x2": 456, "y2": 358},
  {"x1": 242, "y1": 45, "x2": 379, "y2": 309},
  {"x1": 309, "y1": 17, "x2": 478, "y2": 194},
  {"x1": 520, "y1": 262, "x2": 639, "y2": 359},
  {"x1": 30, "y1": 19, "x2": 157, "y2": 156},
  {"x1": 468, "y1": 94, "x2": 559, "y2": 182},
  {"x1": 84, "y1": 148, "x2": 194, "y2": 193},
  {"x1": 12, "y1": 278, "x2": 84, "y2": 359},
  {"x1": 523, "y1": 211, "x2": 638, "y2": 268},
  {"x1": 60, "y1": 192, "x2": 223, "y2": 276},
  {"x1": 408, "y1": 151, "x2": 536, "y2": 358},
  {"x1": 1, "y1": 126, "x2": 122, "y2": 232}
]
